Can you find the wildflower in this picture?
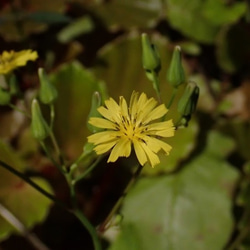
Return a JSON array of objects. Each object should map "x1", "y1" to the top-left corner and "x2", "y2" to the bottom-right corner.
[
  {"x1": 0, "y1": 50, "x2": 38, "y2": 74},
  {"x1": 87, "y1": 92, "x2": 175, "y2": 168}
]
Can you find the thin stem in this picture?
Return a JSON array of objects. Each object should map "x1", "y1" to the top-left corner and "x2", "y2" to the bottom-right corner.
[
  {"x1": 0, "y1": 203, "x2": 49, "y2": 250},
  {"x1": 40, "y1": 141, "x2": 65, "y2": 175},
  {"x1": 73, "y1": 156, "x2": 103, "y2": 184},
  {"x1": 49, "y1": 104, "x2": 55, "y2": 129},
  {"x1": 73, "y1": 208, "x2": 102, "y2": 250},
  {"x1": 151, "y1": 71, "x2": 161, "y2": 103},
  {"x1": 98, "y1": 164, "x2": 143, "y2": 233},
  {"x1": 8, "y1": 103, "x2": 30, "y2": 118},
  {"x1": 0, "y1": 160, "x2": 66, "y2": 209},
  {"x1": 49, "y1": 131, "x2": 66, "y2": 170},
  {"x1": 65, "y1": 173, "x2": 102, "y2": 250},
  {"x1": 166, "y1": 87, "x2": 178, "y2": 109}
]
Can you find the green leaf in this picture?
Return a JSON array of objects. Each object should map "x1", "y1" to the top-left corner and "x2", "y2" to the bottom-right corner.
[
  {"x1": 165, "y1": 0, "x2": 219, "y2": 44},
  {"x1": 50, "y1": 61, "x2": 101, "y2": 158},
  {"x1": 109, "y1": 224, "x2": 141, "y2": 250},
  {"x1": 57, "y1": 16, "x2": 94, "y2": 43},
  {"x1": 203, "y1": 0, "x2": 246, "y2": 26},
  {"x1": 0, "y1": 178, "x2": 53, "y2": 241},
  {"x1": 114, "y1": 142, "x2": 239, "y2": 250},
  {"x1": 92, "y1": 0, "x2": 162, "y2": 29},
  {"x1": 94, "y1": 32, "x2": 172, "y2": 101},
  {"x1": 0, "y1": 141, "x2": 27, "y2": 191}
]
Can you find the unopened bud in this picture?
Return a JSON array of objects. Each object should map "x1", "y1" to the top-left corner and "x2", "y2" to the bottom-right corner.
[
  {"x1": 0, "y1": 87, "x2": 11, "y2": 105},
  {"x1": 177, "y1": 81, "x2": 199, "y2": 124},
  {"x1": 87, "y1": 92, "x2": 102, "y2": 133},
  {"x1": 167, "y1": 46, "x2": 185, "y2": 88},
  {"x1": 141, "y1": 33, "x2": 161, "y2": 72},
  {"x1": 38, "y1": 68, "x2": 58, "y2": 104},
  {"x1": 31, "y1": 99, "x2": 50, "y2": 140}
]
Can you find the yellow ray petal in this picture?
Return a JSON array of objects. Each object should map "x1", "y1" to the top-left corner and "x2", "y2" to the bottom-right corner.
[
  {"x1": 140, "y1": 142, "x2": 160, "y2": 167},
  {"x1": 94, "y1": 140, "x2": 117, "y2": 154},
  {"x1": 133, "y1": 139, "x2": 147, "y2": 166},
  {"x1": 144, "y1": 136, "x2": 172, "y2": 154},
  {"x1": 89, "y1": 117, "x2": 117, "y2": 129},
  {"x1": 108, "y1": 138, "x2": 131, "y2": 162},
  {"x1": 88, "y1": 131, "x2": 119, "y2": 144},
  {"x1": 143, "y1": 104, "x2": 168, "y2": 124}
]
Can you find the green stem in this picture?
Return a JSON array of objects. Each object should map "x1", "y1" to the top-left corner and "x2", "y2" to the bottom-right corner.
[
  {"x1": 65, "y1": 173, "x2": 102, "y2": 250},
  {"x1": 73, "y1": 208, "x2": 102, "y2": 250},
  {"x1": 40, "y1": 141, "x2": 65, "y2": 174},
  {"x1": 73, "y1": 156, "x2": 103, "y2": 184},
  {"x1": 49, "y1": 104, "x2": 55, "y2": 129},
  {"x1": 98, "y1": 164, "x2": 143, "y2": 233},
  {"x1": 166, "y1": 87, "x2": 178, "y2": 109},
  {"x1": 151, "y1": 71, "x2": 161, "y2": 103},
  {"x1": 49, "y1": 131, "x2": 66, "y2": 170},
  {"x1": 0, "y1": 160, "x2": 66, "y2": 209}
]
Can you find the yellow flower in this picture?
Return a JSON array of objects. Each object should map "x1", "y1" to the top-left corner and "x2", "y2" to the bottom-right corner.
[
  {"x1": 0, "y1": 50, "x2": 38, "y2": 74},
  {"x1": 88, "y1": 92, "x2": 175, "y2": 168}
]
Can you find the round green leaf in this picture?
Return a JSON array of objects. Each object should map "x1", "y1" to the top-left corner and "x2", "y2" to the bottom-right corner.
[
  {"x1": 50, "y1": 61, "x2": 101, "y2": 158},
  {"x1": 115, "y1": 149, "x2": 239, "y2": 250}
]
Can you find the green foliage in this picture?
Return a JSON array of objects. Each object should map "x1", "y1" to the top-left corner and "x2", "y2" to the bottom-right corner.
[
  {"x1": 0, "y1": 142, "x2": 52, "y2": 241},
  {"x1": 0, "y1": 0, "x2": 250, "y2": 248},
  {"x1": 50, "y1": 61, "x2": 103, "y2": 158},
  {"x1": 111, "y1": 131, "x2": 239, "y2": 250},
  {"x1": 165, "y1": 0, "x2": 246, "y2": 44}
]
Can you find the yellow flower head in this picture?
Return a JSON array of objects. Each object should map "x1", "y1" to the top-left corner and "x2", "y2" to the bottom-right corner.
[
  {"x1": 0, "y1": 50, "x2": 38, "y2": 75},
  {"x1": 88, "y1": 92, "x2": 175, "y2": 168}
]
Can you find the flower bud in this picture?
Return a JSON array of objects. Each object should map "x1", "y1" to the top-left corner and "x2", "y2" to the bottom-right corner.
[
  {"x1": 31, "y1": 99, "x2": 50, "y2": 141},
  {"x1": 38, "y1": 68, "x2": 58, "y2": 104},
  {"x1": 87, "y1": 91, "x2": 102, "y2": 133},
  {"x1": 0, "y1": 87, "x2": 11, "y2": 105},
  {"x1": 167, "y1": 46, "x2": 185, "y2": 88},
  {"x1": 141, "y1": 33, "x2": 161, "y2": 72},
  {"x1": 177, "y1": 82, "x2": 199, "y2": 123}
]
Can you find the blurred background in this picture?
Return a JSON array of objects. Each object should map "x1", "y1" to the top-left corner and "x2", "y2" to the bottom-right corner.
[{"x1": 0, "y1": 0, "x2": 250, "y2": 249}]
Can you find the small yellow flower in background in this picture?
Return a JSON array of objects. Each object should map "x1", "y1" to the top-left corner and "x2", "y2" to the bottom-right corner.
[
  {"x1": 0, "y1": 50, "x2": 38, "y2": 75},
  {"x1": 88, "y1": 91, "x2": 175, "y2": 168}
]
